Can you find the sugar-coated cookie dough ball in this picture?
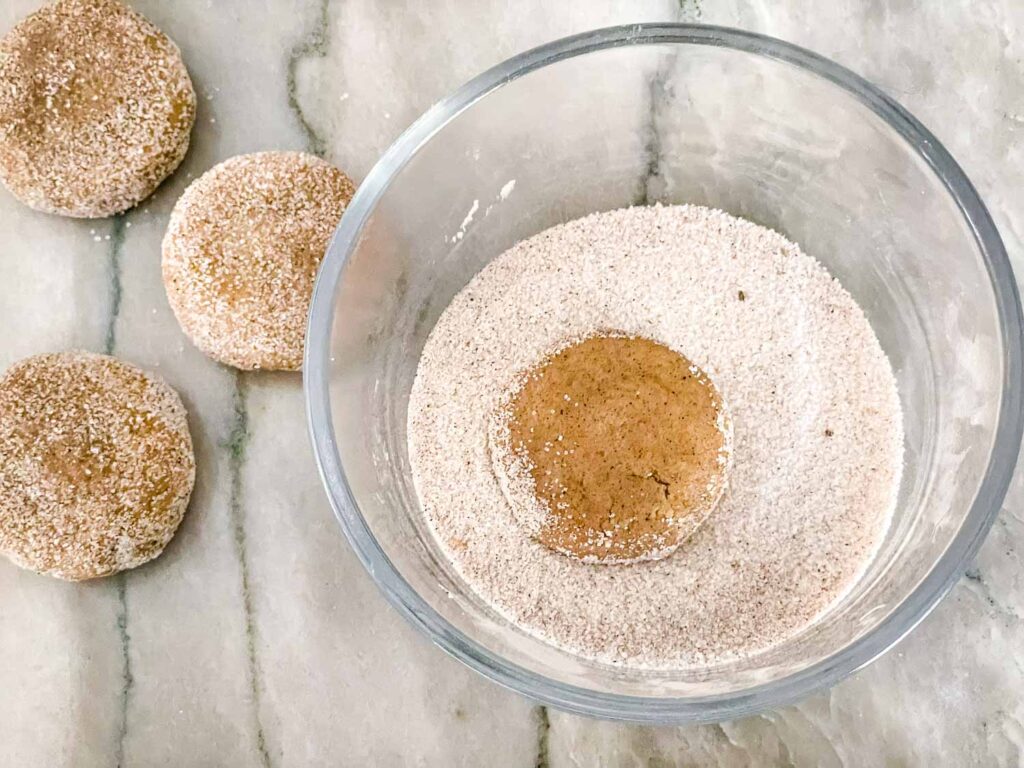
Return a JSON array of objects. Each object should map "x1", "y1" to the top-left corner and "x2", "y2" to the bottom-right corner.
[
  {"x1": 0, "y1": 352, "x2": 196, "y2": 580},
  {"x1": 162, "y1": 151, "x2": 355, "y2": 371},
  {"x1": 0, "y1": 0, "x2": 196, "y2": 217}
]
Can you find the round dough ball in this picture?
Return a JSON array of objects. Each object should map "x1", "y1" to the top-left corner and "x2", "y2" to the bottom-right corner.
[
  {"x1": 0, "y1": 352, "x2": 196, "y2": 580},
  {"x1": 162, "y1": 151, "x2": 355, "y2": 371},
  {"x1": 0, "y1": 0, "x2": 196, "y2": 217}
]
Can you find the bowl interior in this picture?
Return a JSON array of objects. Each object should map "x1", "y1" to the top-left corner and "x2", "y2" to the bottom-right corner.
[{"x1": 308, "y1": 28, "x2": 1017, "y2": 718}]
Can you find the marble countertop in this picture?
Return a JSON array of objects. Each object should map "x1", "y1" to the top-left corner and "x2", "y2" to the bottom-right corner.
[{"x1": 1, "y1": 1, "x2": 1022, "y2": 766}]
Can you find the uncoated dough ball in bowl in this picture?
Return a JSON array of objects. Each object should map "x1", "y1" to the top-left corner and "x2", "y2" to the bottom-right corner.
[
  {"x1": 162, "y1": 151, "x2": 356, "y2": 371},
  {"x1": 0, "y1": 0, "x2": 196, "y2": 218},
  {"x1": 0, "y1": 352, "x2": 196, "y2": 581}
]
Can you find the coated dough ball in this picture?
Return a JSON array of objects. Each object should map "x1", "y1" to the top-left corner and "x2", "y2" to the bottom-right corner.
[
  {"x1": 0, "y1": 352, "x2": 196, "y2": 580},
  {"x1": 162, "y1": 151, "x2": 355, "y2": 370},
  {"x1": 0, "y1": 0, "x2": 196, "y2": 217}
]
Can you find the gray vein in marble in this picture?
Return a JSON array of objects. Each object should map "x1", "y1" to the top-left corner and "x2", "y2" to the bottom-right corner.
[
  {"x1": 103, "y1": 212, "x2": 131, "y2": 768},
  {"x1": 677, "y1": 0, "x2": 704, "y2": 22},
  {"x1": 635, "y1": 3, "x2": 688, "y2": 206},
  {"x1": 227, "y1": 374, "x2": 272, "y2": 768},
  {"x1": 113, "y1": 576, "x2": 132, "y2": 768},
  {"x1": 964, "y1": 567, "x2": 1022, "y2": 624},
  {"x1": 636, "y1": 72, "x2": 666, "y2": 206},
  {"x1": 535, "y1": 705, "x2": 550, "y2": 768},
  {"x1": 709, "y1": 722, "x2": 732, "y2": 749},
  {"x1": 103, "y1": 215, "x2": 125, "y2": 357},
  {"x1": 287, "y1": 0, "x2": 331, "y2": 158}
]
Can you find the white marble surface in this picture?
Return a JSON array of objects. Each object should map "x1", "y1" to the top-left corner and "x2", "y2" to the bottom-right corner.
[{"x1": 1, "y1": 1, "x2": 1022, "y2": 766}]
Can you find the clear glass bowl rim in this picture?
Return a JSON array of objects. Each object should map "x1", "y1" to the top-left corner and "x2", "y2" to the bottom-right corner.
[{"x1": 304, "y1": 23, "x2": 1024, "y2": 723}]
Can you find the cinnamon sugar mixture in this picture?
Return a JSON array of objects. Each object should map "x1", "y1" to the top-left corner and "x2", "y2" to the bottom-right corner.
[{"x1": 408, "y1": 204, "x2": 903, "y2": 667}]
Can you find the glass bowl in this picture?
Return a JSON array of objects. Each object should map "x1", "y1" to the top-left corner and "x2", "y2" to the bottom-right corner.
[{"x1": 304, "y1": 24, "x2": 1023, "y2": 723}]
